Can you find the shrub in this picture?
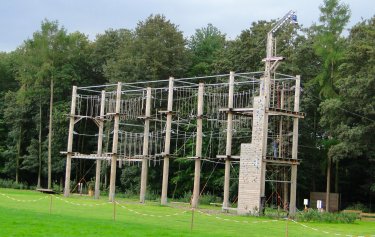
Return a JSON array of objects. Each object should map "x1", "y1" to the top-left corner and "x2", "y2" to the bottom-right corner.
[
  {"x1": 264, "y1": 207, "x2": 288, "y2": 218},
  {"x1": 0, "y1": 179, "x2": 29, "y2": 190},
  {"x1": 296, "y1": 209, "x2": 356, "y2": 223},
  {"x1": 199, "y1": 193, "x2": 222, "y2": 205},
  {"x1": 345, "y1": 203, "x2": 369, "y2": 212}
]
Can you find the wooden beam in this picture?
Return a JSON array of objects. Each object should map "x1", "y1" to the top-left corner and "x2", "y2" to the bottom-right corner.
[
  {"x1": 64, "y1": 86, "x2": 77, "y2": 197},
  {"x1": 161, "y1": 77, "x2": 174, "y2": 205},
  {"x1": 223, "y1": 71, "x2": 234, "y2": 209},
  {"x1": 290, "y1": 75, "x2": 301, "y2": 216},
  {"x1": 192, "y1": 82, "x2": 204, "y2": 208},
  {"x1": 140, "y1": 87, "x2": 151, "y2": 203},
  {"x1": 109, "y1": 82, "x2": 122, "y2": 202},
  {"x1": 94, "y1": 90, "x2": 106, "y2": 199}
]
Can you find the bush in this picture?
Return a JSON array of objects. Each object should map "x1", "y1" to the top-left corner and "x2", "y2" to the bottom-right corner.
[
  {"x1": 345, "y1": 203, "x2": 369, "y2": 212},
  {"x1": 264, "y1": 207, "x2": 288, "y2": 218},
  {"x1": 199, "y1": 193, "x2": 222, "y2": 205},
  {"x1": 0, "y1": 179, "x2": 29, "y2": 190},
  {"x1": 178, "y1": 191, "x2": 192, "y2": 203},
  {"x1": 296, "y1": 209, "x2": 357, "y2": 223}
]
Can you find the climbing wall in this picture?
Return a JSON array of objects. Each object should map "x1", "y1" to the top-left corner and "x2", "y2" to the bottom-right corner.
[{"x1": 238, "y1": 96, "x2": 267, "y2": 215}]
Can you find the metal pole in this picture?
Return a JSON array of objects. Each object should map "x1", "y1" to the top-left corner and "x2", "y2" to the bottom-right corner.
[
  {"x1": 140, "y1": 87, "x2": 151, "y2": 203},
  {"x1": 192, "y1": 82, "x2": 204, "y2": 208},
  {"x1": 289, "y1": 75, "x2": 300, "y2": 215},
  {"x1": 161, "y1": 77, "x2": 174, "y2": 205},
  {"x1": 223, "y1": 72, "x2": 234, "y2": 209},
  {"x1": 64, "y1": 86, "x2": 77, "y2": 197},
  {"x1": 109, "y1": 82, "x2": 122, "y2": 202},
  {"x1": 95, "y1": 90, "x2": 106, "y2": 199}
]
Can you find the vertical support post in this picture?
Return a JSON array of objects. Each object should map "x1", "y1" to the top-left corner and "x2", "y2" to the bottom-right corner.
[
  {"x1": 223, "y1": 71, "x2": 234, "y2": 209},
  {"x1": 64, "y1": 86, "x2": 77, "y2": 197},
  {"x1": 260, "y1": 110, "x2": 269, "y2": 198},
  {"x1": 192, "y1": 82, "x2": 204, "y2": 208},
  {"x1": 109, "y1": 82, "x2": 122, "y2": 202},
  {"x1": 95, "y1": 90, "x2": 106, "y2": 199},
  {"x1": 289, "y1": 75, "x2": 300, "y2": 215},
  {"x1": 161, "y1": 77, "x2": 174, "y2": 205},
  {"x1": 279, "y1": 86, "x2": 285, "y2": 157},
  {"x1": 140, "y1": 87, "x2": 152, "y2": 203}
]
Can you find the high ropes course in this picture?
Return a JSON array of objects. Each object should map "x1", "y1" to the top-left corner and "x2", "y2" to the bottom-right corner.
[{"x1": 62, "y1": 10, "x2": 303, "y2": 216}]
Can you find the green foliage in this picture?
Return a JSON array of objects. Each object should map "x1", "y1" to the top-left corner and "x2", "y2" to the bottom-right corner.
[
  {"x1": 312, "y1": 0, "x2": 351, "y2": 98},
  {"x1": 0, "y1": 179, "x2": 29, "y2": 189},
  {"x1": 296, "y1": 209, "x2": 357, "y2": 223},
  {"x1": 345, "y1": 203, "x2": 369, "y2": 213},
  {"x1": 199, "y1": 193, "x2": 223, "y2": 205},
  {"x1": 105, "y1": 14, "x2": 188, "y2": 82},
  {"x1": 188, "y1": 24, "x2": 226, "y2": 76}
]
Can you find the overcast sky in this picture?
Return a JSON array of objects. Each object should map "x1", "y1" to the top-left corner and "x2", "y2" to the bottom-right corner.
[{"x1": 1, "y1": 0, "x2": 374, "y2": 52}]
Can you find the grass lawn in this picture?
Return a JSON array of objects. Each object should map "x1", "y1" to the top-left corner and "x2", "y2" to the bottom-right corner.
[{"x1": 0, "y1": 188, "x2": 374, "y2": 237}]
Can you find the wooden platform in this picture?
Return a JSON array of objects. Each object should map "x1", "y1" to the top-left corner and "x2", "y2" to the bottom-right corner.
[
  {"x1": 219, "y1": 107, "x2": 305, "y2": 118},
  {"x1": 36, "y1": 188, "x2": 56, "y2": 194},
  {"x1": 263, "y1": 156, "x2": 300, "y2": 165}
]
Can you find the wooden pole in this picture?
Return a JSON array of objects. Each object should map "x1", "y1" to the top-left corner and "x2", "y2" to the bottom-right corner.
[
  {"x1": 140, "y1": 87, "x2": 152, "y2": 203},
  {"x1": 161, "y1": 77, "x2": 174, "y2": 205},
  {"x1": 190, "y1": 208, "x2": 195, "y2": 232},
  {"x1": 285, "y1": 218, "x2": 289, "y2": 237},
  {"x1": 326, "y1": 157, "x2": 331, "y2": 212},
  {"x1": 261, "y1": 107, "x2": 269, "y2": 198},
  {"x1": 289, "y1": 75, "x2": 300, "y2": 216},
  {"x1": 192, "y1": 82, "x2": 204, "y2": 208},
  {"x1": 95, "y1": 90, "x2": 106, "y2": 199},
  {"x1": 49, "y1": 195, "x2": 53, "y2": 214},
  {"x1": 223, "y1": 71, "x2": 234, "y2": 209},
  {"x1": 64, "y1": 86, "x2": 77, "y2": 197},
  {"x1": 109, "y1": 82, "x2": 122, "y2": 202},
  {"x1": 48, "y1": 78, "x2": 54, "y2": 190},
  {"x1": 113, "y1": 198, "x2": 116, "y2": 221}
]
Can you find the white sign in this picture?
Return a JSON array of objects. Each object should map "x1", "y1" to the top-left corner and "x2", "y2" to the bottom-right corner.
[
  {"x1": 317, "y1": 200, "x2": 322, "y2": 209},
  {"x1": 303, "y1": 199, "x2": 308, "y2": 205}
]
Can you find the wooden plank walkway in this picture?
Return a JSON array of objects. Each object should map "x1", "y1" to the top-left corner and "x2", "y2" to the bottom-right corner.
[{"x1": 36, "y1": 188, "x2": 56, "y2": 194}]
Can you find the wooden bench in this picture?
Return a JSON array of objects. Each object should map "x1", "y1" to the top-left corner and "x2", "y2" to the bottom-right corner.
[{"x1": 36, "y1": 188, "x2": 56, "y2": 194}]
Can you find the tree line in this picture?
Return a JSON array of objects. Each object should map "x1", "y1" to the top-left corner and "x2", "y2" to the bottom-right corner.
[{"x1": 0, "y1": 0, "x2": 373, "y2": 210}]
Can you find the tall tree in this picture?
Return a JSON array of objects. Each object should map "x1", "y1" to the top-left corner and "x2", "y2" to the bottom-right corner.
[
  {"x1": 320, "y1": 17, "x2": 375, "y2": 207},
  {"x1": 91, "y1": 28, "x2": 132, "y2": 83},
  {"x1": 0, "y1": 52, "x2": 17, "y2": 178},
  {"x1": 188, "y1": 24, "x2": 226, "y2": 76},
  {"x1": 8, "y1": 20, "x2": 94, "y2": 187},
  {"x1": 312, "y1": 0, "x2": 350, "y2": 211},
  {"x1": 313, "y1": 0, "x2": 350, "y2": 98},
  {"x1": 105, "y1": 14, "x2": 188, "y2": 82}
]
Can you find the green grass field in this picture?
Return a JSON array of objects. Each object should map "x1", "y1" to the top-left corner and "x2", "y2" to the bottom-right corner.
[{"x1": 0, "y1": 189, "x2": 374, "y2": 237}]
